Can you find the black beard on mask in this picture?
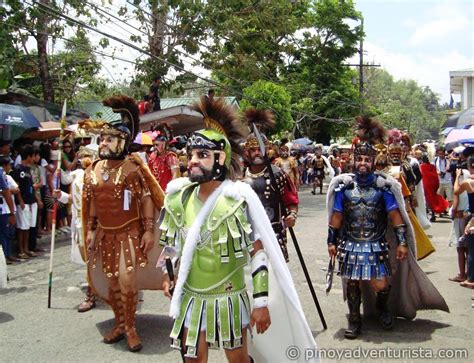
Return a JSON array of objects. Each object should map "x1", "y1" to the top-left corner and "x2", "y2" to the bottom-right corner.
[{"x1": 189, "y1": 165, "x2": 214, "y2": 183}]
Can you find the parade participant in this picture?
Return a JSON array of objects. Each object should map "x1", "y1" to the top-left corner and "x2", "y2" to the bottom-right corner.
[
  {"x1": 326, "y1": 116, "x2": 448, "y2": 339},
  {"x1": 274, "y1": 144, "x2": 299, "y2": 189},
  {"x1": 242, "y1": 108, "x2": 299, "y2": 262},
  {"x1": 401, "y1": 134, "x2": 430, "y2": 230},
  {"x1": 419, "y1": 154, "x2": 449, "y2": 221},
  {"x1": 159, "y1": 97, "x2": 317, "y2": 362},
  {"x1": 386, "y1": 129, "x2": 435, "y2": 260},
  {"x1": 148, "y1": 123, "x2": 179, "y2": 191},
  {"x1": 328, "y1": 145, "x2": 342, "y2": 176},
  {"x1": 82, "y1": 96, "x2": 165, "y2": 352},
  {"x1": 310, "y1": 144, "x2": 334, "y2": 195}
]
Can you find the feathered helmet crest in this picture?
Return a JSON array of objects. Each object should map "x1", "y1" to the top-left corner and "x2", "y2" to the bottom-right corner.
[
  {"x1": 188, "y1": 96, "x2": 245, "y2": 180},
  {"x1": 243, "y1": 107, "x2": 275, "y2": 150},
  {"x1": 352, "y1": 115, "x2": 386, "y2": 157},
  {"x1": 101, "y1": 95, "x2": 140, "y2": 141}
]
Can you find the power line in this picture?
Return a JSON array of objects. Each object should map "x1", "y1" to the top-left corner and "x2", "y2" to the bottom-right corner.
[{"x1": 22, "y1": 1, "x2": 360, "y2": 126}]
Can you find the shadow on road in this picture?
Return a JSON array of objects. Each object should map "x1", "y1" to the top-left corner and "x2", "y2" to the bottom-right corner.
[
  {"x1": 96, "y1": 314, "x2": 175, "y2": 355},
  {"x1": 0, "y1": 312, "x2": 14, "y2": 324},
  {"x1": 332, "y1": 317, "x2": 450, "y2": 343},
  {"x1": 0, "y1": 286, "x2": 28, "y2": 295}
]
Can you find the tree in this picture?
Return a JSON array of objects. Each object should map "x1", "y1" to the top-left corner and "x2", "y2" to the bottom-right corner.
[
  {"x1": 2, "y1": 0, "x2": 100, "y2": 102},
  {"x1": 113, "y1": 1, "x2": 206, "y2": 91},
  {"x1": 363, "y1": 67, "x2": 447, "y2": 142},
  {"x1": 198, "y1": 0, "x2": 309, "y2": 94},
  {"x1": 283, "y1": 0, "x2": 363, "y2": 142},
  {"x1": 240, "y1": 81, "x2": 293, "y2": 137}
]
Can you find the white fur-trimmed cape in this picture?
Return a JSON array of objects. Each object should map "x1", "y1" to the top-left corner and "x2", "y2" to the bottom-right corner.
[{"x1": 166, "y1": 177, "x2": 318, "y2": 362}]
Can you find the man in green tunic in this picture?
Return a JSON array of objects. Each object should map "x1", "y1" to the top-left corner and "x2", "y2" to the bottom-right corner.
[{"x1": 159, "y1": 97, "x2": 272, "y2": 362}]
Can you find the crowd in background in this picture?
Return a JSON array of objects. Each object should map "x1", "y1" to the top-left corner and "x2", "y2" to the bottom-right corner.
[
  {"x1": 0, "y1": 136, "x2": 85, "y2": 264},
  {"x1": 1, "y1": 124, "x2": 473, "y2": 298}
]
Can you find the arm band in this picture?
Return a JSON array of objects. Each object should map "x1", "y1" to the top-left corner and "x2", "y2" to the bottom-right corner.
[
  {"x1": 394, "y1": 224, "x2": 408, "y2": 246},
  {"x1": 251, "y1": 249, "x2": 269, "y2": 308},
  {"x1": 327, "y1": 225, "x2": 339, "y2": 245},
  {"x1": 143, "y1": 218, "x2": 155, "y2": 233}
]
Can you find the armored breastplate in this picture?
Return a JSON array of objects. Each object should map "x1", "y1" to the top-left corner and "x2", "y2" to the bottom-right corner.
[
  {"x1": 90, "y1": 161, "x2": 140, "y2": 229},
  {"x1": 342, "y1": 181, "x2": 387, "y2": 242},
  {"x1": 243, "y1": 167, "x2": 284, "y2": 223}
]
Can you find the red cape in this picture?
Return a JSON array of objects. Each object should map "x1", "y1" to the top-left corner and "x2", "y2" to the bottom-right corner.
[{"x1": 420, "y1": 163, "x2": 449, "y2": 213}]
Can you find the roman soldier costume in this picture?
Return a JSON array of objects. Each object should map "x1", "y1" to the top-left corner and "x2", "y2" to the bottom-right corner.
[
  {"x1": 274, "y1": 145, "x2": 299, "y2": 189},
  {"x1": 386, "y1": 129, "x2": 435, "y2": 260},
  {"x1": 82, "y1": 96, "x2": 165, "y2": 352},
  {"x1": 326, "y1": 116, "x2": 448, "y2": 340},
  {"x1": 242, "y1": 108, "x2": 299, "y2": 262},
  {"x1": 159, "y1": 97, "x2": 317, "y2": 362},
  {"x1": 310, "y1": 144, "x2": 334, "y2": 195}
]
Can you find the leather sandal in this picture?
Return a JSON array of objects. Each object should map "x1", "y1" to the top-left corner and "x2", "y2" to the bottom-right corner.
[
  {"x1": 103, "y1": 327, "x2": 125, "y2": 344},
  {"x1": 125, "y1": 328, "x2": 143, "y2": 352},
  {"x1": 78, "y1": 297, "x2": 96, "y2": 313}
]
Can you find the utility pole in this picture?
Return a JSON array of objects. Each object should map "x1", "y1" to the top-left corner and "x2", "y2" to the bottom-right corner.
[
  {"x1": 359, "y1": 18, "x2": 364, "y2": 114},
  {"x1": 343, "y1": 17, "x2": 380, "y2": 115}
]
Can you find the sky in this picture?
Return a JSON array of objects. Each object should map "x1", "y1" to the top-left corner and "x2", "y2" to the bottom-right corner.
[{"x1": 351, "y1": 0, "x2": 474, "y2": 104}]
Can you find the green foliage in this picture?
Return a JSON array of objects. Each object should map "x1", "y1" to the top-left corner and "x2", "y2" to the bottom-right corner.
[
  {"x1": 240, "y1": 81, "x2": 293, "y2": 136},
  {"x1": 363, "y1": 68, "x2": 447, "y2": 142}
]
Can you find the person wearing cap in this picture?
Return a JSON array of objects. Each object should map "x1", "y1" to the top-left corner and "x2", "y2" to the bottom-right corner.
[
  {"x1": 147, "y1": 124, "x2": 179, "y2": 191},
  {"x1": 159, "y1": 97, "x2": 317, "y2": 362}
]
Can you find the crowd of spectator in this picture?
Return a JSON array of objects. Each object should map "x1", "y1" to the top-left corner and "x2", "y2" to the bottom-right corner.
[{"x1": 0, "y1": 136, "x2": 84, "y2": 265}]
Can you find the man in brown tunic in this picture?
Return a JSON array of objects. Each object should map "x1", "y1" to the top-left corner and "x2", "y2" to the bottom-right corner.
[{"x1": 82, "y1": 96, "x2": 164, "y2": 352}]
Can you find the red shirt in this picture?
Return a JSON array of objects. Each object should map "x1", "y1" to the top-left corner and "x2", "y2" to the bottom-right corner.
[{"x1": 148, "y1": 151, "x2": 178, "y2": 191}]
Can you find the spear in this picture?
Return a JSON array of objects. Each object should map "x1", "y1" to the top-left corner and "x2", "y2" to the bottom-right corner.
[
  {"x1": 252, "y1": 123, "x2": 327, "y2": 330},
  {"x1": 48, "y1": 99, "x2": 67, "y2": 308}
]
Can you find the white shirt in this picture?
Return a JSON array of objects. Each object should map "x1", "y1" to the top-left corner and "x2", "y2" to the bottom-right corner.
[
  {"x1": 0, "y1": 175, "x2": 18, "y2": 214},
  {"x1": 435, "y1": 157, "x2": 452, "y2": 184}
]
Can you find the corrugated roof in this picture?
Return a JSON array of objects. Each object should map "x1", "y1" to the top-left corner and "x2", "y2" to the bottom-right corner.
[
  {"x1": 75, "y1": 97, "x2": 238, "y2": 122},
  {"x1": 74, "y1": 101, "x2": 118, "y2": 122},
  {"x1": 160, "y1": 97, "x2": 238, "y2": 109}
]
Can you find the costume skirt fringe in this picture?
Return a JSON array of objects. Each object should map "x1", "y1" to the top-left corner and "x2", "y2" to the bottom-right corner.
[
  {"x1": 170, "y1": 287, "x2": 251, "y2": 359},
  {"x1": 337, "y1": 239, "x2": 391, "y2": 280}
]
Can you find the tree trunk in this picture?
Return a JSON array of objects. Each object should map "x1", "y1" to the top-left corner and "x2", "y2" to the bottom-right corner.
[{"x1": 36, "y1": 0, "x2": 54, "y2": 102}]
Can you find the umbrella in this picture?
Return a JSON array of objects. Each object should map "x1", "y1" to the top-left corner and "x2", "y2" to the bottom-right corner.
[
  {"x1": 444, "y1": 126, "x2": 474, "y2": 144},
  {"x1": 134, "y1": 131, "x2": 153, "y2": 145},
  {"x1": 293, "y1": 137, "x2": 313, "y2": 145},
  {"x1": 0, "y1": 103, "x2": 41, "y2": 128},
  {"x1": 442, "y1": 107, "x2": 474, "y2": 128},
  {"x1": 27, "y1": 106, "x2": 55, "y2": 123}
]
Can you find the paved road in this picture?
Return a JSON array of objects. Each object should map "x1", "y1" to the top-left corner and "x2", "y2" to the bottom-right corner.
[{"x1": 1, "y1": 184, "x2": 473, "y2": 362}]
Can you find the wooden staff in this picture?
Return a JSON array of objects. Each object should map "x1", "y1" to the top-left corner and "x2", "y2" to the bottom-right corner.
[{"x1": 48, "y1": 100, "x2": 67, "y2": 308}]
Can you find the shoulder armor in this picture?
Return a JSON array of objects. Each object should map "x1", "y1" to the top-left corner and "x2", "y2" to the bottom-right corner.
[
  {"x1": 164, "y1": 182, "x2": 197, "y2": 227},
  {"x1": 207, "y1": 195, "x2": 246, "y2": 231}
]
